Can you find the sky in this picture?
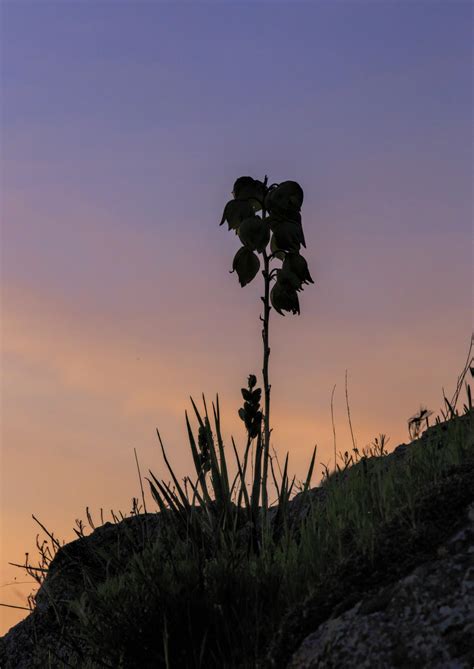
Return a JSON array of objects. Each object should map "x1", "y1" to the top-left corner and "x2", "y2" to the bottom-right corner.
[{"x1": 1, "y1": 0, "x2": 472, "y2": 634}]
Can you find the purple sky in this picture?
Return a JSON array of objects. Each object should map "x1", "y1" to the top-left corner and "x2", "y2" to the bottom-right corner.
[{"x1": 1, "y1": 1, "x2": 472, "y2": 632}]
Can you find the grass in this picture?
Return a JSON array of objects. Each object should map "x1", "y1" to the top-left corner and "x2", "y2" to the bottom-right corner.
[{"x1": 5, "y1": 342, "x2": 474, "y2": 668}]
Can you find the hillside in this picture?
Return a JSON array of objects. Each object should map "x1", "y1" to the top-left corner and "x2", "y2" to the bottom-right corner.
[{"x1": 1, "y1": 410, "x2": 473, "y2": 668}]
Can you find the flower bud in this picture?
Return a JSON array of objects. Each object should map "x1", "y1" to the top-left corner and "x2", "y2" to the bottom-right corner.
[
  {"x1": 220, "y1": 199, "x2": 254, "y2": 231},
  {"x1": 283, "y1": 252, "x2": 314, "y2": 285},
  {"x1": 233, "y1": 176, "x2": 266, "y2": 211},
  {"x1": 270, "y1": 282, "x2": 300, "y2": 315},
  {"x1": 232, "y1": 246, "x2": 260, "y2": 287},
  {"x1": 238, "y1": 216, "x2": 270, "y2": 253},
  {"x1": 272, "y1": 220, "x2": 302, "y2": 253}
]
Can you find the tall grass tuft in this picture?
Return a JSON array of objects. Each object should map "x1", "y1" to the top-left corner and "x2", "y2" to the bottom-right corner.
[{"x1": 8, "y1": 364, "x2": 471, "y2": 668}]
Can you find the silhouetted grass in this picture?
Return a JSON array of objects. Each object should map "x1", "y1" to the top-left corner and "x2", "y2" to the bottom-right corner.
[{"x1": 6, "y1": 340, "x2": 474, "y2": 668}]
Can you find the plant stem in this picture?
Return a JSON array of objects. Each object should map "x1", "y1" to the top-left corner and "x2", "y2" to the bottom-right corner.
[{"x1": 261, "y1": 242, "x2": 271, "y2": 515}]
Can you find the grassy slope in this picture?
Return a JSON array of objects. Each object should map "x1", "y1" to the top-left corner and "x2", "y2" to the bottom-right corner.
[
  {"x1": 9, "y1": 409, "x2": 473, "y2": 668},
  {"x1": 266, "y1": 458, "x2": 474, "y2": 667}
]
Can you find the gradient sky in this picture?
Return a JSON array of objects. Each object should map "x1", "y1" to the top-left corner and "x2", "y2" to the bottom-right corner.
[{"x1": 1, "y1": 1, "x2": 472, "y2": 633}]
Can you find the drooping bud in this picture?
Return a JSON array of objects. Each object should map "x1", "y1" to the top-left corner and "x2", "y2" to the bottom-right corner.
[
  {"x1": 276, "y1": 267, "x2": 303, "y2": 292},
  {"x1": 238, "y1": 216, "x2": 270, "y2": 252},
  {"x1": 283, "y1": 252, "x2": 314, "y2": 285},
  {"x1": 233, "y1": 177, "x2": 255, "y2": 198},
  {"x1": 231, "y1": 246, "x2": 260, "y2": 287},
  {"x1": 220, "y1": 199, "x2": 255, "y2": 231},
  {"x1": 233, "y1": 176, "x2": 266, "y2": 211},
  {"x1": 270, "y1": 281, "x2": 300, "y2": 315},
  {"x1": 276, "y1": 180, "x2": 304, "y2": 210},
  {"x1": 270, "y1": 233, "x2": 286, "y2": 260},
  {"x1": 271, "y1": 220, "x2": 302, "y2": 253},
  {"x1": 265, "y1": 181, "x2": 304, "y2": 215}
]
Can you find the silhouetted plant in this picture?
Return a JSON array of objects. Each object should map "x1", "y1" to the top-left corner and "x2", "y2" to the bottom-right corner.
[
  {"x1": 220, "y1": 175, "x2": 314, "y2": 513},
  {"x1": 143, "y1": 176, "x2": 316, "y2": 555},
  {"x1": 408, "y1": 406, "x2": 434, "y2": 440},
  {"x1": 413, "y1": 334, "x2": 473, "y2": 431},
  {"x1": 8, "y1": 158, "x2": 472, "y2": 668},
  {"x1": 7, "y1": 377, "x2": 474, "y2": 667}
]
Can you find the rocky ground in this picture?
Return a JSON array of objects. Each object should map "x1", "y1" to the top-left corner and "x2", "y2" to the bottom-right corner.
[{"x1": 266, "y1": 411, "x2": 474, "y2": 668}]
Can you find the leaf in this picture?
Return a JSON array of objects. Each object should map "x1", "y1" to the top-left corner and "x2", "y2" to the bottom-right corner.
[
  {"x1": 238, "y1": 216, "x2": 270, "y2": 252},
  {"x1": 155, "y1": 429, "x2": 191, "y2": 511},
  {"x1": 303, "y1": 445, "x2": 317, "y2": 493},
  {"x1": 232, "y1": 247, "x2": 260, "y2": 287},
  {"x1": 220, "y1": 199, "x2": 255, "y2": 231}
]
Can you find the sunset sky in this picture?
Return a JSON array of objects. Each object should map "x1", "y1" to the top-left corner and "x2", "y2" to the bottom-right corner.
[{"x1": 1, "y1": 1, "x2": 472, "y2": 633}]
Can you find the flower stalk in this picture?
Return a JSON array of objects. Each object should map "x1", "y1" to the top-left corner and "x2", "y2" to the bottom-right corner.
[
  {"x1": 221, "y1": 173, "x2": 314, "y2": 519},
  {"x1": 261, "y1": 245, "x2": 271, "y2": 515}
]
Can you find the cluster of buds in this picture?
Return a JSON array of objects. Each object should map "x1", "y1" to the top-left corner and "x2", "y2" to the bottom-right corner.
[
  {"x1": 198, "y1": 424, "x2": 211, "y2": 472},
  {"x1": 238, "y1": 374, "x2": 263, "y2": 439},
  {"x1": 220, "y1": 175, "x2": 313, "y2": 315}
]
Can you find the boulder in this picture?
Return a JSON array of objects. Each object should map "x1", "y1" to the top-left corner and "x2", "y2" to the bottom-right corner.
[
  {"x1": 266, "y1": 458, "x2": 474, "y2": 668},
  {"x1": 288, "y1": 501, "x2": 474, "y2": 669},
  {"x1": 0, "y1": 513, "x2": 162, "y2": 668}
]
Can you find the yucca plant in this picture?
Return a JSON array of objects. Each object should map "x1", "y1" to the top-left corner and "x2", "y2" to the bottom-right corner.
[
  {"x1": 147, "y1": 385, "x2": 317, "y2": 556},
  {"x1": 221, "y1": 175, "x2": 314, "y2": 515},
  {"x1": 147, "y1": 174, "x2": 316, "y2": 552}
]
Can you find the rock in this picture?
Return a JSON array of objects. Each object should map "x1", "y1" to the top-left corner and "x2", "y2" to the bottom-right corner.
[
  {"x1": 266, "y1": 457, "x2": 474, "y2": 669},
  {"x1": 288, "y1": 501, "x2": 474, "y2": 669},
  {"x1": 0, "y1": 513, "x2": 162, "y2": 668},
  {"x1": 35, "y1": 512, "x2": 162, "y2": 613}
]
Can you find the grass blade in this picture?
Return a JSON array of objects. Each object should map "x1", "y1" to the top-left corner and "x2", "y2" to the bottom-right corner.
[
  {"x1": 213, "y1": 397, "x2": 230, "y2": 499},
  {"x1": 231, "y1": 436, "x2": 251, "y2": 512},
  {"x1": 156, "y1": 429, "x2": 191, "y2": 512},
  {"x1": 303, "y1": 445, "x2": 317, "y2": 493}
]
